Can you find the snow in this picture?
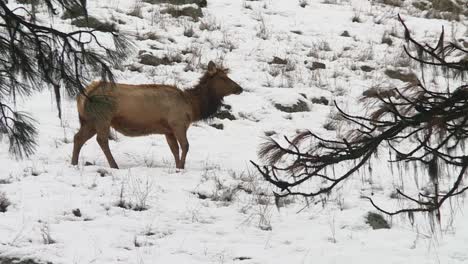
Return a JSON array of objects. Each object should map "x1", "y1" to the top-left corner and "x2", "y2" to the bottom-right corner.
[{"x1": 1, "y1": 0, "x2": 468, "y2": 263}]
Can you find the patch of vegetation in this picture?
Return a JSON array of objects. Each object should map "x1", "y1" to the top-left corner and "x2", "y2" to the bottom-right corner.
[
  {"x1": 274, "y1": 100, "x2": 309, "y2": 113},
  {"x1": 199, "y1": 15, "x2": 221, "y2": 31},
  {"x1": 365, "y1": 212, "x2": 390, "y2": 229},
  {"x1": 0, "y1": 178, "x2": 12, "y2": 184},
  {"x1": 213, "y1": 104, "x2": 236, "y2": 120},
  {"x1": 381, "y1": 0, "x2": 403, "y2": 7},
  {"x1": 360, "y1": 65, "x2": 375, "y2": 72},
  {"x1": 15, "y1": 0, "x2": 39, "y2": 4},
  {"x1": 323, "y1": 120, "x2": 337, "y2": 131},
  {"x1": 381, "y1": 32, "x2": 393, "y2": 46},
  {"x1": 234, "y1": 257, "x2": 252, "y2": 261},
  {"x1": 142, "y1": 0, "x2": 207, "y2": 7},
  {"x1": 384, "y1": 69, "x2": 419, "y2": 84},
  {"x1": 340, "y1": 30, "x2": 350, "y2": 37},
  {"x1": 139, "y1": 53, "x2": 182, "y2": 66},
  {"x1": 184, "y1": 25, "x2": 195, "y2": 37},
  {"x1": 299, "y1": 0, "x2": 309, "y2": 8},
  {"x1": 210, "y1": 123, "x2": 224, "y2": 130},
  {"x1": 256, "y1": 16, "x2": 270, "y2": 40},
  {"x1": 352, "y1": 12, "x2": 362, "y2": 23},
  {"x1": 136, "y1": 32, "x2": 160, "y2": 41},
  {"x1": 412, "y1": 0, "x2": 430, "y2": 10},
  {"x1": 291, "y1": 30, "x2": 302, "y2": 35},
  {"x1": 310, "y1": 61, "x2": 326, "y2": 70},
  {"x1": 0, "y1": 257, "x2": 52, "y2": 264},
  {"x1": 116, "y1": 198, "x2": 148, "y2": 211},
  {"x1": 127, "y1": 3, "x2": 144, "y2": 18},
  {"x1": 71, "y1": 17, "x2": 117, "y2": 32},
  {"x1": 431, "y1": 0, "x2": 463, "y2": 13},
  {"x1": 97, "y1": 168, "x2": 110, "y2": 177},
  {"x1": 72, "y1": 208, "x2": 82, "y2": 217},
  {"x1": 0, "y1": 192, "x2": 11, "y2": 212},
  {"x1": 412, "y1": 0, "x2": 467, "y2": 21},
  {"x1": 162, "y1": 6, "x2": 203, "y2": 21},
  {"x1": 269, "y1": 56, "x2": 288, "y2": 65},
  {"x1": 311, "y1": 96, "x2": 329, "y2": 105},
  {"x1": 40, "y1": 224, "x2": 56, "y2": 244},
  {"x1": 425, "y1": 10, "x2": 461, "y2": 21},
  {"x1": 61, "y1": 4, "x2": 86, "y2": 19}
]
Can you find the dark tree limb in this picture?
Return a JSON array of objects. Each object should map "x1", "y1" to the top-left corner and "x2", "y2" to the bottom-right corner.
[
  {"x1": 252, "y1": 15, "x2": 468, "y2": 220},
  {"x1": 0, "y1": 0, "x2": 133, "y2": 157}
]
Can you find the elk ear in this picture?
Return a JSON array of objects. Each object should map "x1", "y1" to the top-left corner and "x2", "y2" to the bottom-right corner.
[{"x1": 207, "y1": 61, "x2": 216, "y2": 75}]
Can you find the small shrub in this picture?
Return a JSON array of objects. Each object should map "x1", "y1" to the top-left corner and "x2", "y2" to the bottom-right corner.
[
  {"x1": 381, "y1": 32, "x2": 393, "y2": 46},
  {"x1": 424, "y1": 10, "x2": 461, "y2": 21},
  {"x1": 360, "y1": 65, "x2": 375, "y2": 72},
  {"x1": 256, "y1": 16, "x2": 270, "y2": 40},
  {"x1": 274, "y1": 100, "x2": 309, "y2": 113},
  {"x1": 127, "y1": 2, "x2": 144, "y2": 18},
  {"x1": 16, "y1": 0, "x2": 39, "y2": 3},
  {"x1": 311, "y1": 96, "x2": 329, "y2": 105},
  {"x1": 210, "y1": 123, "x2": 224, "y2": 130},
  {"x1": 365, "y1": 212, "x2": 390, "y2": 229},
  {"x1": 97, "y1": 168, "x2": 110, "y2": 177},
  {"x1": 322, "y1": 0, "x2": 339, "y2": 4},
  {"x1": 340, "y1": 30, "x2": 351, "y2": 37},
  {"x1": 317, "y1": 40, "x2": 332, "y2": 52},
  {"x1": 412, "y1": 1, "x2": 430, "y2": 10},
  {"x1": 382, "y1": 0, "x2": 403, "y2": 7},
  {"x1": 61, "y1": 4, "x2": 86, "y2": 19},
  {"x1": 299, "y1": 0, "x2": 309, "y2": 8},
  {"x1": 184, "y1": 25, "x2": 195, "y2": 37},
  {"x1": 323, "y1": 120, "x2": 337, "y2": 131},
  {"x1": 142, "y1": 0, "x2": 207, "y2": 7},
  {"x1": 352, "y1": 12, "x2": 362, "y2": 23},
  {"x1": 40, "y1": 223, "x2": 56, "y2": 244},
  {"x1": 0, "y1": 177, "x2": 12, "y2": 184},
  {"x1": 269, "y1": 56, "x2": 288, "y2": 65},
  {"x1": 431, "y1": 0, "x2": 463, "y2": 13},
  {"x1": 139, "y1": 52, "x2": 182, "y2": 66},
  {"x1": 213, "y1": 104, "x2": 236, "y2": 120},
  {"x1": 162, "y1": 6, "x2": 203, "y2": 21},
  {"x1": 310, "y1": 61, "x2": 326, "y2": 70},
  {"x1": 71, "y1": 17, "x2": 118, "y2": 32},
  {"x1": 384, "y1": 69, "x2": 418, "y2": 84},
  {"x1": 116, "y1": 176, "x2": 152, "y2": 212},
  {"x1": 220, "y1": 32, "x2": 237, "y2": 52},
  {"x1": 72, "y1": 208, "x2": 82, "y2": 217},
  {"x1": 199, "y1": 15, "x2": 221, "y2": 31},
  {"x1": 0, "y1": 257, "x2": 46, "y2": 264},
  {"x1": 355, "y1": 46, "x2": 374, "y2": 61},
  {"x1": 136, "y1": 32, "x2": 160, "y2": 41},
  {"x1": 0, "y1": 192, "x2": 11, "y2": 212}
]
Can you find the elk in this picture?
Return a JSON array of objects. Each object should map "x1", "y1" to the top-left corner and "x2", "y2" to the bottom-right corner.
[{"x1": 71, "y1": 61, "x2": 243, "y2": 169}]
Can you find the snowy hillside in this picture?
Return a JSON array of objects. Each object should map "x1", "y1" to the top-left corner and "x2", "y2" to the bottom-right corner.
[{"x1": 1, "y1": 0, "x2": 468, "y2": 263}]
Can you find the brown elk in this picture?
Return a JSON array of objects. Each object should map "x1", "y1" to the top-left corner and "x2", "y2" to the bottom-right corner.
[{"x1": 71, "y1": 61, "x2": 243, "y2": 169}]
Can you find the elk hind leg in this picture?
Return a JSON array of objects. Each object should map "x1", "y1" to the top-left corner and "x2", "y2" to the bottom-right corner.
[
  {"x1": 96, "y1": 125, "x2": 119, "y2": 169},
  {"x1": 72, "y1": 121, "x2": 96, "y2": 166},
  {"x1": 174, "y1": 127, "x2": 189, "y2": 169},
  {"x1": 165, "y1": 133, "x2": 180, "y2": 168}
]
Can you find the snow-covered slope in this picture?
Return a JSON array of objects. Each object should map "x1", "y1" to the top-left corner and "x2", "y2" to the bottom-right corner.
[{"x1": 1, "y1": 0, "x2": 468, "y2": 263}]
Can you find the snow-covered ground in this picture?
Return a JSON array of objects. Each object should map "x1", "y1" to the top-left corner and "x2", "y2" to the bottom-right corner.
[{"x1": 1, "y1": 0, "x2": 468, "y2": 263}]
